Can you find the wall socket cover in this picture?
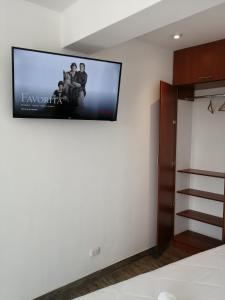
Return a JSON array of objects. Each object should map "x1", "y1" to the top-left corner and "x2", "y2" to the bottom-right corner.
[{"x1": 89, "y1": 246, "x2": 101, "y2": 257}]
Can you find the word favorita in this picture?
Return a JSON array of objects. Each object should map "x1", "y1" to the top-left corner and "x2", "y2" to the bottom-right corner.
[{"x1": 21, "y1": 93, "x2": 67, "y2": 105}]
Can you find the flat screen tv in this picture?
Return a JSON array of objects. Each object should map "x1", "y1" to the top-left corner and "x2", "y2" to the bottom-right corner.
[{"x1": 12, "y1": 47, "x2": 122, "y2": 121}]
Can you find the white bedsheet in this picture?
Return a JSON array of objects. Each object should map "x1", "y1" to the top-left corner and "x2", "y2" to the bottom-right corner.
[{"x1": 75, "y1": 245, "x2": 225, "y2": 300}]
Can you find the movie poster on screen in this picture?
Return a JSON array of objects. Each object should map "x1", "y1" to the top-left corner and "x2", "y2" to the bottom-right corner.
[{"x1": 12, "y1": 48, "x2": 122, "y2": 121}]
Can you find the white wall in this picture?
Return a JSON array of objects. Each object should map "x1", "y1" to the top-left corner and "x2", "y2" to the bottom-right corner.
[
  {"x1": 175, "y1": 100, "x2": 193, "y2": 235},
  {"x1": 0, "y1": 1, "x2": 173, "y2": 299}
]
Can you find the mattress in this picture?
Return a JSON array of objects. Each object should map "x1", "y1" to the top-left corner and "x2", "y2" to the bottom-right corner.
[{"x1": 75, "y1": 245, "x2": 225, "y2": 300}]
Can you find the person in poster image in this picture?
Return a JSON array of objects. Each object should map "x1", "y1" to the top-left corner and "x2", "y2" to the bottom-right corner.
[
  {"x1": 52, "y1": 81, "x2": 72, "y2": 116},
  {"x1": 52, "y1": 81, "x2": 67, "y2": 103},
  {"x1": 63, "y1": 63, "x2": 81, "y2": 106},
  {"x1": 77, "y1": 63, "x2": 88, "y2": 106}
]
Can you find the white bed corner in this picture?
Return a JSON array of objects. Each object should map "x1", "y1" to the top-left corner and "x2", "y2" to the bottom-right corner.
[{"x1": 75, "y1": 245, "x2": 225, "y2": 300}]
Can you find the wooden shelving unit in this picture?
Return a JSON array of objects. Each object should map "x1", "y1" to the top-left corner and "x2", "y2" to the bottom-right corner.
[
  {"x1": 174, "y1": 168, "x2": 225, "y2": 254},
  {"x1": 157, "y1": 41, "x2": 225, "y2": 254},
  {"x1": 177, "y1": 209, "x2": 223, "y2": 227},
  {"x1": 177, "y1": 188, "x2": 224, "y2": 203},
  {"x1": 173, "y1": 230, "x2": 223, "y2": 254},
  {"x1": 178, "y1": 168, "x2": 225, "y2": 179}
]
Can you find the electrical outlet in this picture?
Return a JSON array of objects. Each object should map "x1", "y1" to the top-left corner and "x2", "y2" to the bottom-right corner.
[{"x1": 89, "y1": 246, "x2": 101, "y2": 257}]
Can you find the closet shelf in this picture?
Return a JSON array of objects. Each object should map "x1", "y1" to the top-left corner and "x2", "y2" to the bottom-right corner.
[
  {"x1": 177, "y1": 209, "x2": 223, "y2": 227},
  {"x1": 173, "y1": 230, "x2": 223, "y2": 254},
  {"x1": 177, "y1": 188, "x2": 224, "y2": 203},
  {"x1": 178, "y1": 168, "x2": 225, "y2": 179}
]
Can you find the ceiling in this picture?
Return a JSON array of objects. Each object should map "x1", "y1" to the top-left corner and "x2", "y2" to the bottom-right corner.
[
  {"x1": 26, "y1": 0, "x2": 79, "y2": 12},
  {"x1": 138, "y1": 2, "x2": 225, "y2": 50},
  {"x1": 24, "y1": 0, "x2": 225, "y2": 53}
]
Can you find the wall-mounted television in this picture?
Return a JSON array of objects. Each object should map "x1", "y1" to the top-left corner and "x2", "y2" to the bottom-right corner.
[{"x1": 12, "y1": 47, "x2": 122, "y2": 121}]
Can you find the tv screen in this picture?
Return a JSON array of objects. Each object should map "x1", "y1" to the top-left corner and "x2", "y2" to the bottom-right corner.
[{"x1": 12, "y1": 47, "x2": 122, "y2": 121}]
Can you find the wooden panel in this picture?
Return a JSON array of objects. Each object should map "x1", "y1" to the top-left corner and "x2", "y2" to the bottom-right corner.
[
  {"x1": 210, "y1": 40, "x2": 225, "y2": 81},
  {"x1": 173, "y1": 230, "x2": 223, "y2": 255},
  {"x1": 173, "y1": 39, "x2": 225, "y2": 85},
  {"x1": 178, "y1": 168, "x2": 225, "y2": 179},
  {"x1": 177, "y1": 85, "x2": 194, "y2": 100},
  {"x1": 223, "y1": 179, "x2": 225, "y2": 242},
  {"x1": 177, "y1": 188, "x2": 224, "y2": 203},
  {"x1": 173, "y1": 47, "x2": 193, "y2": 85},
  {"x1": 157, "y1": 81, "x2": 177, "y2": 249},
  {"x1": 177, "y1": 210, "x2": 223, "y2": 227},
  {"x1": 191, "y1": 43, "x2": 213, "y2": 83}
]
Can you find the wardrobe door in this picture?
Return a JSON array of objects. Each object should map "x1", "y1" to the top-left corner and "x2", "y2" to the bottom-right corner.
[
  {"x1": 210, "y1": 39, "x2": 225, "y2": 81},
  {"x1": 157, "y1": 81, "x2": 177, "y2": 249},
  {"x1": 173, "y1": 47, "x2": 194, "y2": 85}
]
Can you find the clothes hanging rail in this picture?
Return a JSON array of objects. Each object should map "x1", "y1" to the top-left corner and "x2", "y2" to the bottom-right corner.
[{"x1": 183, "y1": 93, "x2": 225, "y2": 101}]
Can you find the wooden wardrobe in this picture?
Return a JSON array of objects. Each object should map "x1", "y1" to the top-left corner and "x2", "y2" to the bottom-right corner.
[{"x1": 157, "y1": 39, "x2": 225, "y2": 254}]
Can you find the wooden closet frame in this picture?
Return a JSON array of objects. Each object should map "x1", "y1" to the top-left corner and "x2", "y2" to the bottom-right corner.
[{"x1": 157, "y1": 39, "x2": 225, "y2": 254}]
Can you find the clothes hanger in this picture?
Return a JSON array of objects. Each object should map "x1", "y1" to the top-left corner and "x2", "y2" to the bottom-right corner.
[
  {"x1": 218, "y1": 101, "x2": 225, "y2": 111},
  {"x1": 207, "y1": 98, "x2": 215, "y2": 114}
]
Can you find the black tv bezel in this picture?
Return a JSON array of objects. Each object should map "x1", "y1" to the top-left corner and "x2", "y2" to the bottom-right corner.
[{"x1": 12, "y1": 47, "x2": 122, "y2": 121}]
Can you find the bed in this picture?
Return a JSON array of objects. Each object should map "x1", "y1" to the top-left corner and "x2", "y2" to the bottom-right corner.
[{"x1": 75, "y1": 245, "x2": 225, "y2": 300}]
